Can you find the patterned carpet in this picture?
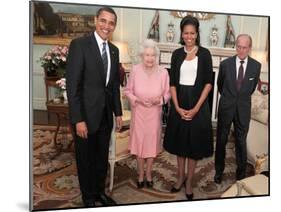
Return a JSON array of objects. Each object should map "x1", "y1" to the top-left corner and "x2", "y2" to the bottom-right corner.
[{"x1": 32, "y1": 125, "x2": 254, "y2": 210}]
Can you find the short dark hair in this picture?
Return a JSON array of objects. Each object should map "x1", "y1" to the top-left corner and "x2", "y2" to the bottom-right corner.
[
  {"x1": 179, "y1": 15, "x2": 200, "y2": 46},
  {"x1": 96, "y1": 7, "x2": 117, "y2": 24}
]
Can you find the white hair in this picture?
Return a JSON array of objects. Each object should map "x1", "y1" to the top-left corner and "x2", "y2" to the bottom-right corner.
[
  {"x1": 236, "y1": 34, "x2": 252, "y2": 48},
  {"x1": 138, "y1": 39, "x2": 160, "y2": 61}
]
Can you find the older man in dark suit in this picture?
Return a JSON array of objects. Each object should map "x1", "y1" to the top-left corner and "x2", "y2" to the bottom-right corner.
[
  {"x1": 214, "y1": 34, "x2": 261, "y2": 184},
  {"x1": 66, "y1": 7, "x2": 122, "y2": 207}
]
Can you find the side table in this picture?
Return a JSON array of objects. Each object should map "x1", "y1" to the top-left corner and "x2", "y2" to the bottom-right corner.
[{"x1": 46, "y1": 100, "x2": 74, "y2": 149}]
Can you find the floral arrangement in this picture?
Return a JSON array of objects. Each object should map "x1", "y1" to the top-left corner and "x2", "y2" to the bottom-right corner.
[
  {"x1": 56, "y1": 78, "x2": 66, "y2": 90},
  {"x1": 40, "y1": 45, "x2": 68, "y2": 77},
  {"x1": 56, "y1": 78, "x2": 68, "y2": 102}
]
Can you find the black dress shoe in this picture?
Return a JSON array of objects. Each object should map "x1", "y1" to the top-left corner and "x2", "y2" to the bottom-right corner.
[
  {"x1": 83, "y1": 199, "x2": 95, "y2": 207},
  {"x1": 146, "y1": 180, "x2": 153, "y2": 188},
  {"x1": 171, "y1": 186, "x2": 181, "y2": 192},
  {"x1": 185, "y1": 193, "x2": 194, "y2": 201},
  {"x1": 170, "y1": 180, "x2": 186, "y2": 193},
  {"x1": 137, "y1": 181, "x2": 145, "y2": 189},
  {"x1": 97, "y1": 194, "x2": 116, "y2": 206},
  {"x1": 214, "y1": 174, "x2": 222, "y2": 184}
]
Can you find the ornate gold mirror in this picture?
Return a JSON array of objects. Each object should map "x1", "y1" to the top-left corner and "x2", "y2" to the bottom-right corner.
[{"x1": 171, "y1": 11, "x2": 215, "y2": 20}]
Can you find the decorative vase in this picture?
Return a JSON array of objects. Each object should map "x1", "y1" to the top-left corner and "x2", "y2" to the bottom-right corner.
[
  {"x1": 62, "y1": 90, "x2": 68, "y2": 103},
  {"x1": 210, "y1": 25, "x2": 219, "y2": 46},
  {"x1": 45, "y1": 67, "x2": 58, "y2": 77},
  {"x1": 57, "y1": 68, "x2": 66, "y2": 78},
  {"x1": 166, "y1": 22, "x2": 175, "y2": 42}
]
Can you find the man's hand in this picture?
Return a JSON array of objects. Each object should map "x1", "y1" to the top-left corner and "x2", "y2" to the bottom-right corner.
[
  {"x1": 76, "y1": 121, "x2": 88, "y2": 139},
  {"x1": 115, "y1": 116, "x2": 123, "y2": 132}
]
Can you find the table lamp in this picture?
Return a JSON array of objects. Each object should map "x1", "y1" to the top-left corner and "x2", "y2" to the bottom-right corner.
[
  {"x1": 251, "y1": 50, "x2": 268, "y2": 72},
  {"x1": 112, "y1": 41, "x2": 131, "y2": 86}
]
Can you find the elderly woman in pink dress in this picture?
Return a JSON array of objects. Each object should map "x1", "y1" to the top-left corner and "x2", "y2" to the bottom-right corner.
[{"x1": 124, "y1": 39, "x2": 170, "y2": 189}]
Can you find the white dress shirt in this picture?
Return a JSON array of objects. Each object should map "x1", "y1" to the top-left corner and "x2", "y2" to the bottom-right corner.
[
  {"x1": 94, "y1": 31, "x2": 111, "y2": 85},
  {"x1": 236, "y1": 56, "x2": 248, "y2": 79}
]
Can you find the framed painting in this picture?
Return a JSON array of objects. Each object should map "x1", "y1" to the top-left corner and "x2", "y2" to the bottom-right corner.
[
  {"x1": 258, "y1": 80, "x2": 269, "y2": 95},
  {"x1": 33, "y1": 1, "x2": 97, "y2": 45}
]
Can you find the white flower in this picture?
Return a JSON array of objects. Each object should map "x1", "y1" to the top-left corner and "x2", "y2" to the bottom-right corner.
[
  {"x1": 56, "y1": 78, "x2": 67, "y2": 90},
  {"x1": 39, "y1": 45, "x2": 69, "y2": 75}
]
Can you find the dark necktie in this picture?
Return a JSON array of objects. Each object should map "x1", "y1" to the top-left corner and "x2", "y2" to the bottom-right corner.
[
  {"x1": 101, "y1": 42, "x2": 108, "y2": 77},
  {"x1": 236, "y1": 60, "x2": 244, "y2": 91}
]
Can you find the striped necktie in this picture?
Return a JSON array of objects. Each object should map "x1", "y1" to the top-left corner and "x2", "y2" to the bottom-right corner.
[{"x1": 101, "y1": 42, "x2": 108, "y2": 77}]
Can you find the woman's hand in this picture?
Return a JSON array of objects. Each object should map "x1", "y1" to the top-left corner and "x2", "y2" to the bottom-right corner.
[
  {"x1": 183, "y1": 107, "x2": 199, "y2": 121},
  {"x1": 136, "y1": 99, "x2": 153, "y2": 107},
  {"x1": 176, "y1": 107, "x2": 189, "y2": 120},
  {"x1": 176, "y1": 107, "x2": 199, "y2": 121},
  {"x1": 150, "y1": 96, "x2": 161, "y2": 105}
]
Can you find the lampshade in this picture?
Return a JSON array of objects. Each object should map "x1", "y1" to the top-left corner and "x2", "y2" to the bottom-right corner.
[{"x1": 112, "y1": 41, "x2": 131, "y2": 63}]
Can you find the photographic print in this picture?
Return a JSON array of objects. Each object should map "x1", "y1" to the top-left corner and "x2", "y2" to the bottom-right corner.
[{"x1": 30, "y1": 0, "x2": 269, "y2": 211}]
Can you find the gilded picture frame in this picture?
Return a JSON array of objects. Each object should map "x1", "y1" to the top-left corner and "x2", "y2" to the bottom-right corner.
[{"x1": 170, "y1": 11, "x2": 215, "y2": 20}]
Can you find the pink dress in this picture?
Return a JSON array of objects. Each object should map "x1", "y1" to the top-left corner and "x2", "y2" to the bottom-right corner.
[{"x1": 124, "y1": 64, "x2": 170, "y2": 158}]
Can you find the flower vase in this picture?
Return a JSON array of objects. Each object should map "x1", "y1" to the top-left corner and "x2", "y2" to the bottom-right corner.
[
  {"x1": 45, "y1": 67, "x2": 57, "y2": 77},
  {"x1": 62, "y1": 90, "x2": 68, "y2": 103},
  {"x1": 57, "y1": 68, "x2": 65, "y2": 78}
]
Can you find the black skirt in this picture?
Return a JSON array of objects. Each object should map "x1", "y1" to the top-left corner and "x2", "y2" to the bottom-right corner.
[{"x1": 163, "y1": 85, "x2": 213, "y2": 160}]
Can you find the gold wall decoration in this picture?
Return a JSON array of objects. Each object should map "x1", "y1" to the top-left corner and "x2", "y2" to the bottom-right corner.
[{"x1": 171, "y1": 11, "x2": 215, "y2": 20}]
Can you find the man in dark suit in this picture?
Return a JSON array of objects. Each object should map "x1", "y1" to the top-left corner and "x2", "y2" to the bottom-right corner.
[
  {"x1": 66, "y1": 7, "x2": 122, "y2": 207},
  {"x1": 214, "y1": 34, "x2": 261, "y2": 184}
]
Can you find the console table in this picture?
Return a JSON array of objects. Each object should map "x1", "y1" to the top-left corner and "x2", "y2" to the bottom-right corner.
[{"x1": 46, "y1": 100, "x2": 74, "y2": 148}]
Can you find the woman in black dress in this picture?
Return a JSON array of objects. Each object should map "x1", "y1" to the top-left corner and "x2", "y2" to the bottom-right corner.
[{"x1": 163, "y1": 15, "x2": 213, "y2": 200}]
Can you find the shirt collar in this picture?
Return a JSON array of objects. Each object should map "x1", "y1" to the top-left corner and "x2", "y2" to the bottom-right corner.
[
  {"x1": 94, "y1": 31, "x2": 108, "y2": 48},
  {"x1": 236, "y1": 55, "x2": 248, "y2": 64}
]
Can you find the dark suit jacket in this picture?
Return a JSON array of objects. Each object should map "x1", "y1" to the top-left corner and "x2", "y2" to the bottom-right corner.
[
  {"x1": 217, "y1": 55, "x2": 261, "y2": 126},
  {"x1": 66, "y1": 34, "x2": 122, "y2": 134}
]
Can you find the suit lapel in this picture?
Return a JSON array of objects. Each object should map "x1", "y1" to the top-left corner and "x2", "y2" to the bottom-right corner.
[
  {"x1": 230, "y1": 56, "x2": 238, "y2": 93},
  {"x1": 89, "y1": 35, "x2": 106, "y2": 83}
]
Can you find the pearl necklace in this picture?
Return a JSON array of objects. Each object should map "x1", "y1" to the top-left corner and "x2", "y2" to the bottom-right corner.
[{"x1": 185, "y1": 46, "x2": 197, "y2": 54}]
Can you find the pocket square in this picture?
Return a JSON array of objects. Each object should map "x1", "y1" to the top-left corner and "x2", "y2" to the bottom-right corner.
[{"x1": 249, "y1": 78, "x2": 254, "y2": 80}]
